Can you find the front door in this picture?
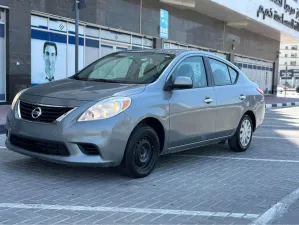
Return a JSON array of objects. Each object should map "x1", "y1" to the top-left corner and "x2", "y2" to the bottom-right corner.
[{"x1": 168, "y1": 56, "x2": 217, "y2": 149}]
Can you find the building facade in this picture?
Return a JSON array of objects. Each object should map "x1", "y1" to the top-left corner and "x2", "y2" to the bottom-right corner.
[
  {"x1": 279, "y1": 42, "x2": 299, "y2": 88},
  {"x1": 0, "y1": 0, "x2": 298, "y2": 103}
]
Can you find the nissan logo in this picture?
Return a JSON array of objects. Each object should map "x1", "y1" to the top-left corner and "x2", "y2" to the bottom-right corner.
[{"x1": 31, "y1": 107, "x2": 42, "y2": 119}]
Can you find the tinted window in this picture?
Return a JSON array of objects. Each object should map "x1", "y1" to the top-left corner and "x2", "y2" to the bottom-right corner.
[
  {"x1": 173, "y1": 56, "x2": 207, "y2": 88},
  {"x1": 209, "y1": 58, "x2": 232, "y2": 86},
  {"x1": 248, "y1": 65, "x2": 253, "y2": 69},
  {"x1": 228, "y1": 67, "x2": 238, "y2": 83}
]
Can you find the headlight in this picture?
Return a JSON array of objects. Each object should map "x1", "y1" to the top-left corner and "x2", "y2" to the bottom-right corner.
[
  {"x1": 11, "y1": 89, "x2": 27, "y2": 110},
  {"x1": 78, "y1": 97, "x2": 131, "y2": 121}
]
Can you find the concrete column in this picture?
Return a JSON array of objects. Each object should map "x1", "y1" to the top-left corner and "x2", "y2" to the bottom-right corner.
[
  {"x1": 228, "y1": 53, "x2": 235, "y2": 63},
  {"x1": 153, "y1": 38, "x2": 164, "y2": 49},
  {"x1": 272, "y1": 61, "x2": 279, "y2": 95}
]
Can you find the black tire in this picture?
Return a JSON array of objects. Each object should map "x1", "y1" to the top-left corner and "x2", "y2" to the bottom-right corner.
[
  {"x1": 228, "y1": 114, "x2": 253, "y2": 152},
  {"x1": 120, "y1": 125, "x2": 160, "y2": 178}
]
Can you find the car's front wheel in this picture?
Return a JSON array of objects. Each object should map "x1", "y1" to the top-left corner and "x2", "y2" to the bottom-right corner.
[
  {"x1": 120, "y1": 125, "x2": 160, "y2": 178},
  {"x1": 228, "y1": 114, "x2": 253, "y2": 152}
]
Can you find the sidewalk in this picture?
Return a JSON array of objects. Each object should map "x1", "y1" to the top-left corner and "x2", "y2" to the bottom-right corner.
[{"x1": 265, "y1": 95, "x2": 299, "y2": 108}]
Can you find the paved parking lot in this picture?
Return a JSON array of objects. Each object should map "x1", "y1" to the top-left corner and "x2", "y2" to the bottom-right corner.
[{"x1": 1, "y1": 107, "x2": 299, "y2": 224}]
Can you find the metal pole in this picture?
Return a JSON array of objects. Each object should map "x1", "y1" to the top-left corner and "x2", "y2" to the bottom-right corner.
[
  {"x1": 75, "y1": 0, "x2": 79, "y2": 73},
  {"x1": 285, "y1": 65, "x2": 287, "y2": 98},
  {"x1": 139, "y1": 0, "x2": 142, "y2": 34}
]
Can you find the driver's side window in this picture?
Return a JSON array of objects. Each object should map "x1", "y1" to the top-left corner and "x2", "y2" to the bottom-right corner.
[{"x1": 172, "y1": 56, "x2": 208, "y2": 88}]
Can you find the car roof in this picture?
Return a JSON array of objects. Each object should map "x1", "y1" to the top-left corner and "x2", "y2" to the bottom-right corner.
[
  {"x1": 122, "y1": 49, "x2": 227, "y2": 61},
  {"x1": 117, "y1": 49, "x2": 239, "y2": 71},
  {"x1": 124, "y1": 48, "x2": 215, "y2": 55}
]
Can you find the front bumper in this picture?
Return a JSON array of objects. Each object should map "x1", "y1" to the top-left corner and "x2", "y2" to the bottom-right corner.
[{"x1": 5, "y1": 105, "x2": 135, "y2": 167}]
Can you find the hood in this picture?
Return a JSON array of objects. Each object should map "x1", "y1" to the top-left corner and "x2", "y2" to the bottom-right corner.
[{"x1": 23, "y1": 78, "x2": 146, "y2": 102}]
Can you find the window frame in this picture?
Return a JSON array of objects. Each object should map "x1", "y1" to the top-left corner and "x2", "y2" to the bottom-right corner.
[
  {"x1": 169, "y1": 55, "x2": 211, "y2": 89},
  {"x1": 291, "y1": 61, "x2": 297, "y2": 66},
  {"x1": 206, "y1": 57, "x2": 239, "y2": 87},
  {"x1": 228, "y1": 66, "x2": 239, "y2": 84}
]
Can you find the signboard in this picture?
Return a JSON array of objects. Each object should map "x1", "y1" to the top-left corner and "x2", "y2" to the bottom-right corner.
[
  {"x1": 210, "y1": 0, "x2": 299, "y2": 38},
  {"x1": 160, "y1": 9, "x2": 169, "y2": 39},
  {"x1": 280, "y1": 69, "x2": 293, "y2": 79},
  {"x1": 257, "y1": 0, "x2": 299, "y2": 32},
  {"x1": 293, "y1": 69, "x2": 299, "y2": 79},
  {"x1": 293, "y1": 69, "x2": 299, "y2": 77}
]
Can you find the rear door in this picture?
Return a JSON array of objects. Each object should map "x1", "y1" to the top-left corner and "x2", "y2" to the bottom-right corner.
[{"x1": 206, "y1": 57, "x2": 244, "y2": 137}]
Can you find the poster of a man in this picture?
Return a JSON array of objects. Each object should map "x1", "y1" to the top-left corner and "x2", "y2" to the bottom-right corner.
[
  {"x1": 39, "y1": 42, "x2": 58, "y2": 82},
  {"x1": 31, "y1": 21, "x2": 67, "y2": 86}
]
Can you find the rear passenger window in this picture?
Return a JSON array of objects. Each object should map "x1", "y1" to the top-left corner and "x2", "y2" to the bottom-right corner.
[
  {"x1": 209, "y1": 58, "x2": 232, "y2": 86},
  {"x1": 228, "y1": 67, "x2": 238, "y2": 83}
]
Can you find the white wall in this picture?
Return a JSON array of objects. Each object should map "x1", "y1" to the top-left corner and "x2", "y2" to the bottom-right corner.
[{"x1": 211, "y1": 0, "x2": 299, "y2": 38}]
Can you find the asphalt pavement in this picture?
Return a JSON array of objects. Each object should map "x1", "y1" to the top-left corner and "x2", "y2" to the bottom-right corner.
[{"x1": 0, "y1": 107, "x2": 299, "y2": 224}]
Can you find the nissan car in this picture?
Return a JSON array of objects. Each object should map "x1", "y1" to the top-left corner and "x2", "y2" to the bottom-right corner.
[{"x1": 5, "y1": 50, "x2": 265, "y2": 178}]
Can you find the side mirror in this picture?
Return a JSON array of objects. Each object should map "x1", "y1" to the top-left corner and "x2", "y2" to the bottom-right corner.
[{"x1": 172, "y1": 76, "x2": 193, "y2": 89}]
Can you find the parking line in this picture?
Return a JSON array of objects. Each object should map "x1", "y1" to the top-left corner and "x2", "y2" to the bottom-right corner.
[
  {"x1": 260, "y1": 125, "x2": 299, "y2": 128},
  {"x1": 253, "y1": 136, "x2": 299, "y2": 140},
  {"x1": 178, "y1": 155, "x2": 299, "y2": 163},
  {"x1": 0, "y1": 146, "x2": 6, "y2": 149},
  {"x1": 0, "y1": 203, "x2": 259, "y2": 219},
  {"x1": 252, "y1": 186, "x2": 299, "y2": 225}
]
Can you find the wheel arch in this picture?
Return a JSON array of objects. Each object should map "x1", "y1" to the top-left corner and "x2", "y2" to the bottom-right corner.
[
  {"x1": 134, "y1": 117, "x2": 166, "y2": 153},
  {"x1": 244, "y1": 110, "x2": 256, "y2": 132}
]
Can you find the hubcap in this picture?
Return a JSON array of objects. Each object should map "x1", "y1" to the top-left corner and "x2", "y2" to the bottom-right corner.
[{"x1": 240, "y1": 119, "x2": 252, "y2": 147}]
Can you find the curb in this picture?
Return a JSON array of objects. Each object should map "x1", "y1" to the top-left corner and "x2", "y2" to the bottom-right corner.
[{"x1": 266, "y1": 102, "x2": 299, "y2": 109}]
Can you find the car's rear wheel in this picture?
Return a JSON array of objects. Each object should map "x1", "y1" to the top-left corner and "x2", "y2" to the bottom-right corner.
[
  {"x1": 120, "y1": 125, "x2": 160, "y2": 178},
  {"x1": 228, "y1": 114, "x2": 253, "y2": 152}
]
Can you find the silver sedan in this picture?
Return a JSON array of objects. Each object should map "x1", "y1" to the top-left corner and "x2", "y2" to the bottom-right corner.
[{"x1": 5, "y1": 50, "x2": 265, "y2": 178}]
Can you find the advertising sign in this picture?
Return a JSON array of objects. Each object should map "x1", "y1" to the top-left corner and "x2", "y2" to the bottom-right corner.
[
  {"x1": 293, "y1": 69, "x2": 299, "y2": 79},
  {"x1": 280, "y1": 69, "x2": 293, "y2": 79},
  {"x1": 160, "y1": 9, "x2": 169, "y2": 39},
  {"x1": 31, "y1": 30, "x2": 67, "y2": 85}
]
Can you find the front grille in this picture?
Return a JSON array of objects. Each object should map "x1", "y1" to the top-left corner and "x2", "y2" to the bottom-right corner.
[
  {"x1": 10, "y1": 134, "x2": 70, "y2": 156},
  {"x1": 19, "y1": 101, "x2": 73, "y2": 123},
  {"x1": 78, "y1": 143, "x2": 100, "y2": 155}
]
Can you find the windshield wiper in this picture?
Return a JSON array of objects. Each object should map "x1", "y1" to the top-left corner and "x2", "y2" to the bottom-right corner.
[{"x1": 71, "y1": 77, "x2": 142, "y2": 84}]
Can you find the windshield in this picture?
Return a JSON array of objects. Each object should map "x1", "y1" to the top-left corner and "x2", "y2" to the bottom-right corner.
[{"x1": 72, "y1": 52, "x2": 175, "y2": 84}]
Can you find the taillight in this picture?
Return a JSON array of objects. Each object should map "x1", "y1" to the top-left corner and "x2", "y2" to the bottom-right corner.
[{"x1": 257, "y1": 88, "x2": 264, "y2": 96}]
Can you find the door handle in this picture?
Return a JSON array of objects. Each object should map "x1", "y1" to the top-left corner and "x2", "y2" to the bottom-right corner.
[
  {"x1": 204, "y1": 97, "x2": 213, "y2": 104},
  {"x1": 239, "y1": 95, "x2": 246, "y2": 100}
]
